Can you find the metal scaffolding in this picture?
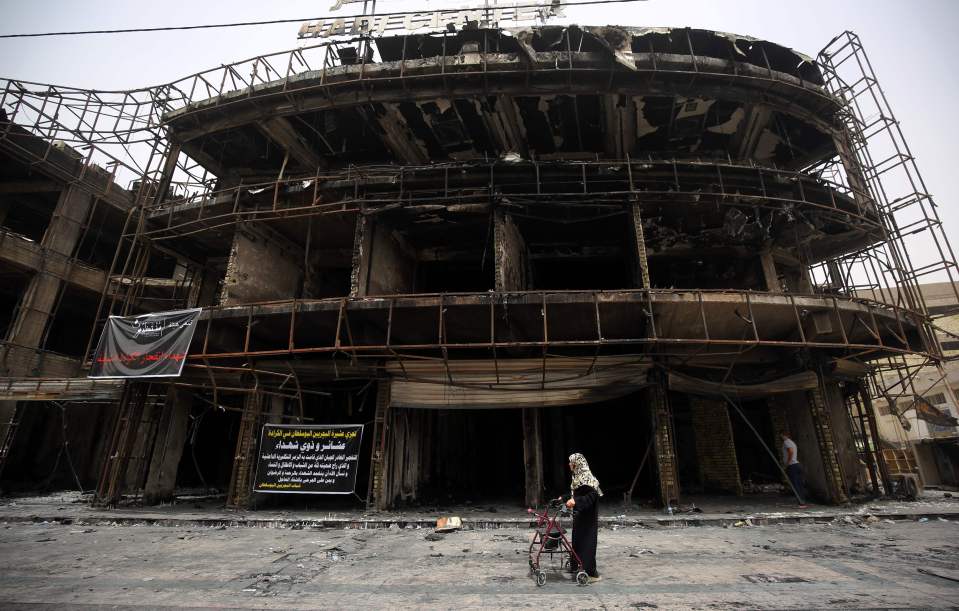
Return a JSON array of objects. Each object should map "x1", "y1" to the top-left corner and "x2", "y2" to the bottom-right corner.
[
  {"x1": 815, "y1": 31, "x2": 958, "y2": 463},
  {"x1": 2, "y1": 25, "x2": 957, "y2": 503}
]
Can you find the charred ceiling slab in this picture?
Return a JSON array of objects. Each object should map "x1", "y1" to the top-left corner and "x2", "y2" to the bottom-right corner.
[
  {"x1": 255, "y1": 116, "x2": 326, "y2": 172},
  {"x1": 174, "y1": 90, "x2": 833, "y2": 174},
  {"x1": 162, "y1": 26, "x2": 840, "y2": 178}
]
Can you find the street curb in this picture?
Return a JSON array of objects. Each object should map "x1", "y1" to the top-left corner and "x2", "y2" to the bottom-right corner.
[{"x1": 1, "y1": 511, "x2": 956, "y2": 530}]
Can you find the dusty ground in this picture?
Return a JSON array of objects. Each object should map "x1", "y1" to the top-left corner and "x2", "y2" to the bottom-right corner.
[
  {"x1": 0, "y1": 516, "x2": 956, "y2": 609},
  {"x1": 1, "y1": 489, "x2": 957, "y2": 528}
]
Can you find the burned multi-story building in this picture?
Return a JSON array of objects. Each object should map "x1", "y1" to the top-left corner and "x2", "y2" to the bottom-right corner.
[{"x1": 1, "y1": 25, "x2": 956, "y2": 510}]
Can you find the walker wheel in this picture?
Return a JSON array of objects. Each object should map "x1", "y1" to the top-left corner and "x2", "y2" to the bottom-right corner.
[
  {"x1": 536, "y1": 570, "x2": 547, "y2": 587},
  {"x1": 576, "y1": 571, "x2": 589, "y2": 586}
]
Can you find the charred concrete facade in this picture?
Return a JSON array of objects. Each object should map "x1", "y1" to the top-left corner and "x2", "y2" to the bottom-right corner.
[{"x1": 1, "y1": 27, "x2": 955, "y2": 510}]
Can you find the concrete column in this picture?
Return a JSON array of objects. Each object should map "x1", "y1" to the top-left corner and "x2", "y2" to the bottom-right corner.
[
  {"x1": 123, "y1": 395, "x2": 162, "y2": 493},
  {"x1": 826, "y1": 259, "x2": 846, "y2": 292},
  {"x1": 143, "y1": 386, "x2": 193, "y2": 505},
  {"x1": 3, "y1": 186, "x2": 93, "y2": 361},
  {"x1": 649, "y1": 382, "x2": 679, "y2": 507},
  {"x1": 351, "y1": 216, "x2": 416, "y2": 297},
  {"x1": 0, "y1": 186, "x2": 93, "y2": 476},
  {"x1": 760, "y1": 250, "x2": 781, "y2": 293},
  {"x1": 858, "y1": 386, "x2": 893, "y2": 494},
  {"x1": 226, "y1": 392, "x2": 262, "y2": 509},
  {"x1": 152, "y1": 143, "x2": 181, "y2": 207},
  {"x1": 689, "y1": 396, "x2": 743, "y2": 495},
  {"x1": 630, "y1": 198, "x2": 651, "y2": 289},
  {"x1": 370, "y1": 380, "x2": 392, "y2": 510},
  {"x1": 265, "y1": 395, "x2": 287, "y2": 423},
  {"x1": 822, "y1": 380, "x2": 861, "y2": 494},
  {"x1": 522, "y1": 407, "x2": 544, "y2": 507},
  {"x1": 493, "y1": 209, "x2": 528, "y2": 291},
  {"x1": 94, "y1": 382, "x2": 148, "y2": 505},
  {"x1": 805, "y1": 384, "x2": 849, "y2": 504},
  {"x1": 796, "y1": 265, "x2": 814, "y2": 294}
]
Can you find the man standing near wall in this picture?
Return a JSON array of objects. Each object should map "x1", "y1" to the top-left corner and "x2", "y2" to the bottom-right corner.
[{"x1": 782, "y1": 432, "x2": 808, "y2": 508}]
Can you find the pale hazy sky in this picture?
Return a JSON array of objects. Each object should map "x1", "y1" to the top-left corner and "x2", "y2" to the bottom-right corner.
[{"x1": 2, "y1": 0, "x2": 959, "y2": 273}]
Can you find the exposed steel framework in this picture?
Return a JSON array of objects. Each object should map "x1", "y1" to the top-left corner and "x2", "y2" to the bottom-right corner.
[{"x1": 814, "y1": 32, "x2": 959, "y2": 448}]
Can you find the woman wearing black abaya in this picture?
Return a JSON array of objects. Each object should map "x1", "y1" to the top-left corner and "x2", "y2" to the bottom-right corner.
[{"x1": 565, "y1": 452, "x2": 602, "y2": 583}]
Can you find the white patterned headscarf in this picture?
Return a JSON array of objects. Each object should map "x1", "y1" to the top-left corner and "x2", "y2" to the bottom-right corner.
[{"x1": 569, "y1": 453, "x2": 603, "y2": 497}]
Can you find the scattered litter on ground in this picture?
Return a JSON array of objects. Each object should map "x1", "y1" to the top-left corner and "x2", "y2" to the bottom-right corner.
[
  {"x1": 629, "y1": 548, "x2": 655, "y2": 557},
  {"x1": 424, "y1": 532, "x2": 444, "y2": 542},
  {"x1": 435, "y1": 516, "x2": 462, "y2": 532},
  {"x1": 742, "y1": 574, "x2": 809, "y2": 584}
]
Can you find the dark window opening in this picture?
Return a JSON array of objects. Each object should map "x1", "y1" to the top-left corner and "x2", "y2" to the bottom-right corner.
[
  {"x1": 0, "y1": 193, "x2": 57, "y2": 242},
  {"x1": 649, "y1": 257, "x2": 766, "y2": 290},
  {"x1": 416, "y1": 260, "x2": 494, "y2": 293},
  {"x1": 0, "y1": 401, "x2": 115, "y2": 492},
  {"x1": 74, "y1": 206, "x2": 123, "y2": 270},
  {"x1": 531, "y1": 257, "x2": 631, "y2": 290},
  {"x1": 176, "y1": 400, "x2": 241, "y2": 493},
  {"x1": 144, "y1": 251, "x2": 178, "y2": 279},
  {"x1": 305, "y1": 267, "x2": 351, "y2": 298},
  {"x1": 0, "y1": 272, "x2": 30, "y2": 339},
  {"x1": 416, "y1": 409, "x2": 525, "y2": 504},
  {"x1": 731, "y1": 400, "x2": 780, "y2": 486},
  {"x1": 516, "y1": 211, "x2": 636, "y2": 291},
  {"x1": 43, "y1": 286, "x2": 98, "y2": 357},
  {"x1": 541, "y1": 393, "x2": 656, "y2": 504}
]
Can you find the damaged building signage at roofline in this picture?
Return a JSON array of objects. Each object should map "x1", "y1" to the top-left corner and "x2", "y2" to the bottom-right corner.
[{"x1": 298, "y1": 1, "x2": 563, "y2": 38}]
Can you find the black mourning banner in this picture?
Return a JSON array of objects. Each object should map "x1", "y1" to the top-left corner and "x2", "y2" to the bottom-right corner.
[
  {"x1": 88, "y1": 308, "x2": 201, "y2": 379},
  {"x1": 254, "y1": 424, "x2": 364, "y2": 495}
]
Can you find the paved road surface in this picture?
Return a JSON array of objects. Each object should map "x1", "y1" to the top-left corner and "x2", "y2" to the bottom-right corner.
[{"x1": 0, "y1": 518, "x2": 956, "y2": 609}]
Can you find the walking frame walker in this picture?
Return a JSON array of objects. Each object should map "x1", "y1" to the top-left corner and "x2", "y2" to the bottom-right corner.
[{"x1": 527, "y1": 498, "x2": 590, "y2": 586}]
